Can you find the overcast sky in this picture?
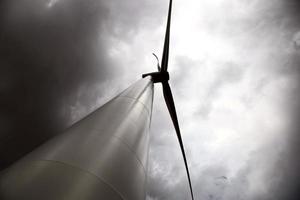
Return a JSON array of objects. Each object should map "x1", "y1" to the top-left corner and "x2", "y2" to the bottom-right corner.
[{"x1": 1, "y1": 0, "x2": 300, "y2": 199}]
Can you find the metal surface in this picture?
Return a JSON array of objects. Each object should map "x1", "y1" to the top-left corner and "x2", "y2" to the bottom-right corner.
[{"x1": 0, "y1": 77, "x2": 154, "y2": 200}]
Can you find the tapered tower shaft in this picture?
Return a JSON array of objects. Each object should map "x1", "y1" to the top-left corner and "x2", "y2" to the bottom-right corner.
[{"x1": 0, "y1": 78, "x2": 154, "y2": 200}]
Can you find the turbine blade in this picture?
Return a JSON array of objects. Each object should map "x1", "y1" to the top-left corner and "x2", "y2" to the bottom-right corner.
[
  {"x1": 162, "y1": 82, "x2": 194, "y2": 200},
  {"x1": 161, "y1": 0, "x2": 172, "y2": 72}
]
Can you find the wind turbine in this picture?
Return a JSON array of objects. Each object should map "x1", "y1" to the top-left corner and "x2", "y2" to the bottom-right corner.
[
  {"x1": 143, "y1": 0, "x2": 195, "y2": 199},
  {"x1": 0, "y1": 0, "x2": 194, "y2": 199}
]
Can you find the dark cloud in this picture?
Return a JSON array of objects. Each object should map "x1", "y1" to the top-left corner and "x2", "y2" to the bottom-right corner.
[
  {"x1": 0, "y1": 0, "x2": 163, "y2": 169},
  {"x1": 223, "y1": 1, "x2": 300, "y2": 199},
  {"x1": 255, "y1": 1, "x2": 300, "y2": 199},
  {"x1": 103, "y1": 0, "x2": 164, "y2": 40},
  {"x1": 0, "y1": 0, "x2": 167, "y2": 170},
  {"x1": 0, "y1": 0, "x2": 115, "y2": 169},
  {"x1": 259, "y1": 56, "x2": 300, "y2": 200}
]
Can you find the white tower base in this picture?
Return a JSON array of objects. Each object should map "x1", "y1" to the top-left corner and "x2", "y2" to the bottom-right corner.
[{"x1": 0, "y1": 78, "x2": 154, "y2": 200}]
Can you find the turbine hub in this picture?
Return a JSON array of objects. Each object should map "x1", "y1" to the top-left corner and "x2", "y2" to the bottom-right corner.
[{"x1": 142, "y1": 71, "x2": 169, "y2": 83}]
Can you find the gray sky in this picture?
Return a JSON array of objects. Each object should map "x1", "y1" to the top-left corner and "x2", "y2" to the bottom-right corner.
[{"x1": 1, "y1": 0, "x2": 300, "y2": 199}]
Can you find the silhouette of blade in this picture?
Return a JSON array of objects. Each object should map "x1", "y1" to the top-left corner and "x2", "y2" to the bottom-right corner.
[
  {"x1": 161, "y1": 0, "x2": 172, "y2": 72},
  {"x1": 162, "y1": 82, "x2": 194, "y2": 200}
]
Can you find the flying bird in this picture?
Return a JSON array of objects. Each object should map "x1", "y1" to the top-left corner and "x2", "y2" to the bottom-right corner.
[{"x1": 216, "y1": 176, "x2": 228, "y2": 180}]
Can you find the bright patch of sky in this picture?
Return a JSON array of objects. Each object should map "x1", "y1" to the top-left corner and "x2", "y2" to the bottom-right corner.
[{"x1": 141, "y1": 0, "x2": 299, "y2": 199}]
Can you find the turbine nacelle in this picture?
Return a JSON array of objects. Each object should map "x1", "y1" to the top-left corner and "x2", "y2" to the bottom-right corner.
[{"x1": 142, "y1": 71, "x2": 169, "y2": 83}]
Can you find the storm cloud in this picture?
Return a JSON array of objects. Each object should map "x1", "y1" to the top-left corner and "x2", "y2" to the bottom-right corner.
[
  {"x1": 1, "y1": 0, "x2": 300, "y2": 200},
  {"x1": 0, "y1": 0, "x2": 160, "y2": 169}
]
